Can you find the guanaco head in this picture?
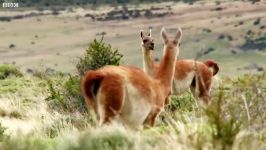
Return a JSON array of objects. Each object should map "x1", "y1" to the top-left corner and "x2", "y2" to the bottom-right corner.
[
  {"x1": 141, "y1": 29, "x2": 154, "y2": 51},
  {"x1": 161, "y1": 27, "x2": 182, "y2": 57}
]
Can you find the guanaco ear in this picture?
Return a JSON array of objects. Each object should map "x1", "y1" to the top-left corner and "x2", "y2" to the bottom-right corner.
[
  {"x1": 174, "y1": 27, "x2": 182, "y2": 44},
  {"x1": 161, "y1": 27, "x2": 168, "y2": 44},
  {"x1": 148, "y1": 29, "x2": 152, "y2": 37},
  {"x1": 140, "y1": 30, "x2": 144, "y2": 39}
]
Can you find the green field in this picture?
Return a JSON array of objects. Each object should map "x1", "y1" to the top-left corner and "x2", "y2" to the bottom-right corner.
[{"x1": 0, "y1": 65, "x2": 266, "y2": 149}]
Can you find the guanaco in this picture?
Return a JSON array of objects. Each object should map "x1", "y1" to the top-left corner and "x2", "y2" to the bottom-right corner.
[
  {"x1": 82, "y1": 27, "x2": 182, "y2": 128},
  {"x1": 140, "y1": 29, "x2": 219, "y2": 106}
]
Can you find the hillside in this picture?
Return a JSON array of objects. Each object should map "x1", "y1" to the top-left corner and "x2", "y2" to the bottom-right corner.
[
  {"x1": 0, "y1": 65, "x2": 265, "y2": 149},
  {"x1": 0, "y1": 1, "x2": 266, "y2": 149},
  {"x1": 0, "y1": 0, "x2": 266, "y2": 76}
]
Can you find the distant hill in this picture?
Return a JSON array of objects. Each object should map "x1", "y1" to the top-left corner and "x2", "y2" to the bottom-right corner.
[{"x1": 0, "y1": 0, "x2": 198, "y2": 7}]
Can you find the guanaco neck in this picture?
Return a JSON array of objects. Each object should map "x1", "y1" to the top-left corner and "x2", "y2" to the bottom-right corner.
[
  {"x1": 155, "y1": 46, "x2": 178, "y2": 94},
  {"x1": 142, "y1": 47, "x2": 156, "y2": 77}
]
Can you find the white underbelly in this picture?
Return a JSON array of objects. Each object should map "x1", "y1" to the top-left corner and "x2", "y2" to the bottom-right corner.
[
  {"x1": 119, "y1": 83, "x2": 152, "y2": 128},
  {"x1": 172, "y1": 72, "x2": 194, "y2": 95}
]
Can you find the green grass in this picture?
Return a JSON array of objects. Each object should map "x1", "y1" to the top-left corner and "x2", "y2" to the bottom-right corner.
[
  {"x1": 0, "y1": 64, "x2": 23, "y2": 80},
  {"x1": 1, "y1": 34, "x2": 266, "y2": 149},
  {"x1": 0, "y1": 71, "x2": 265, "y2": 149},
  {"x1": 1, "y1": 2, "x2": 266, "y2": 149}
]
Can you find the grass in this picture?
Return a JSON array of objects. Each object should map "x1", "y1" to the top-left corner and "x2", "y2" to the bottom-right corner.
[
  {"x1": 0, "y1": 64, "x2": 23, "y2": 80},
  {"x1": 0, "y1": 70, "x2": 265, "y2": 149},
  {"x1": 0, "y1": 1, "x2": 266, "y2": 148}
]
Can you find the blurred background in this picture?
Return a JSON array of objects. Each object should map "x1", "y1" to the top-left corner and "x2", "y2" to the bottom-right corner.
[{"x1": 0, "y1": 0, "x2": 265, "y2": 76}]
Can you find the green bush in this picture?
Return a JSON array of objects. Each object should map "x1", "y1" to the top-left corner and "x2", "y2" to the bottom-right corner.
[
  {"x1": 46, "y1": 75, "x2": 85, "y2": 113},
  {"x1": 46, "y1": 37, "x2": 123, "y2": 114},
  {"x1": 0, "y1": 64, "x2": 23, "y2": 80},
  {"x1": 205, "y1": 88, "x2": 241, "y2": 150},
  {"x1": 76, "y1": 36, "x2": 123, "y2": 75},
  {"x1": 204, "y1": 72, "x2": 266, "y2": 149},
  {"x1": 157, "y1": 72, "x2": 266, "y2": 149},
  {"x1": 166, "y1": 92, "x2": 196, "y2": 112}
]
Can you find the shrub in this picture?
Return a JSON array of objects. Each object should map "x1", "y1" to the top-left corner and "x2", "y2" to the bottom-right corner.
[
  {"x1": 205, "y1": 87, "x2": 241, "y2": 150},
  {"x1": 46, "y1": 75, "x2": 85, "y2": 113},
  {"x1": 46, "y1": 78, "x2": 65, "y2": 110},
  {"x1": 46, "y1": 37, "x2": 123, "y2": 115},
  {"x1": 76, "y1": 36, "x2": 123, "y2": 75},
  {"x1": 204, "y1": 72, "x2": 266, "y2": 149},
  {"x1": 63, "y1": 75, "x2": 83, "y2": 103},
  {"x1": 0, "y1": 64, "x2": 23, "y2": 80},
  {"x1": 166, "y1": 92, "x2": 196, "y2": 112}
]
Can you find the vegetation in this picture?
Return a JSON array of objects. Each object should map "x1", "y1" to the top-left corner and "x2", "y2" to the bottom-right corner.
[
  {"x1": 45, "y1": 75, "x2": 85, "y2": 113},
  {"x1": 0, "y1": 122, "x2": 8, "y2": 142},
  {"x1": 0, "y1": 66, "x2": 265, "y2": 149},
  {"x1": 46, "y1": 37, "x2": 123, "y2": 114},
  {"x1": 1, "y1": 0, "x2": 200, "y2": 7},
  {"x1": 0, "y1": 64, "x2": 23, "y2": 80},
  {"x1": 242, "y1": 33, "x2": 266, "y2": 51},
  {"x1": 0, "y1": 36, "x2": 266, "y2": 149},
  {"x1": 76, "y1": 36, "x2": 123, "y2": 76},
  {"x1": 1, "y1": 0, "x2": 266, "y2": 148}
]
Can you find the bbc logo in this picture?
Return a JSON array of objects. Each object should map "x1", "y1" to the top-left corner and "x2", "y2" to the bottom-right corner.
[{"x1": 2, "y1": 3, "x2": 19, "y2": 8}]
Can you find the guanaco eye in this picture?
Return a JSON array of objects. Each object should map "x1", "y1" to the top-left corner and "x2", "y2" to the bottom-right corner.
[{"x1": 143, "y1": 40, "x2": 147, "y2": 43}]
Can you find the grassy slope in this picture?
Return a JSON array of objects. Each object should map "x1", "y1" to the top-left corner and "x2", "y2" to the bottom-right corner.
[
  {"x1": 0, "y1": 0, "x2": 266, "y2": 75},
  {"x1": 0, "y1": 1, "x2": 266, "y2": 149},
  {"x1": 0, "y1": 71, "x2": 265, "y2": 149}
]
